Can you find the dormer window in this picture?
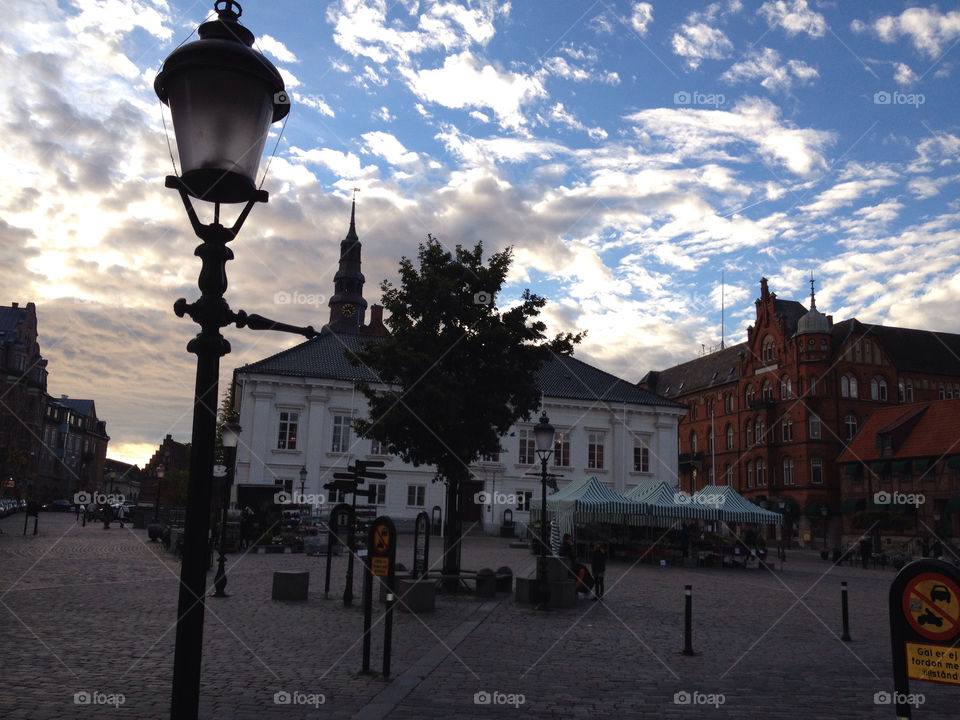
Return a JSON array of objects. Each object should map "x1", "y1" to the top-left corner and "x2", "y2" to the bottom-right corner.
[{"x1": 761, "y1": 336, "x2": 775, "y2": 363}]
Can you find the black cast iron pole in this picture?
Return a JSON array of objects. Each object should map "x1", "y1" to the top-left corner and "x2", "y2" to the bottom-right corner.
[{"x1": 538, "y1": 454, "x2": 549, "y2": 609}]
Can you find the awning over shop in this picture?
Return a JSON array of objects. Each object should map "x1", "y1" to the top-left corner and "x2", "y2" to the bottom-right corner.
[
  {"x1": 692, "y1": 485, "x2": 783, "y2": 525},
  {"x1": 625, "y1": 481, "x2": 712, "y2": 521},
  {"x1": 530, "y1": 476, "x2": 643, "y2": 551},
  {"x1": 841, "y1": 498, "x2": 867, "y2": 515}
]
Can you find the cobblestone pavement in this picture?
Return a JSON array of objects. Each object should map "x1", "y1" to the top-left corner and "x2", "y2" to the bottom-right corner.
[{"x1": 0, "y1": 511, "x2": 956, "y2": 719}]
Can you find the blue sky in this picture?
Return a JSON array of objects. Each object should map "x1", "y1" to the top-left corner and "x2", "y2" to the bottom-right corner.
[{"x1": 3, "y1": 0, "x2": 960, "y2": 464}]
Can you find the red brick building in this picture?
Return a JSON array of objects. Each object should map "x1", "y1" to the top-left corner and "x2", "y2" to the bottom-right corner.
[
  {"x1": 837, "y1": 399, "x2": 960, "y2": 551},
  {"x1": 641, "y1": 278, "x2": 960, "y2": 547}
]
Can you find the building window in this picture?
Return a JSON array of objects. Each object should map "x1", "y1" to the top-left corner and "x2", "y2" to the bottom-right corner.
[
  {"x1": 481, "y1": 450, "x2": 500, "y2": 462},
  {"x1": 690, "y1": 403, "x2": 698, "y2": 421},
  {"x1": 939, "y1": 384, "x2": 946, "y2": 400},
  {"x1": 690, "y1": 432, "x2": 698, "y2": 454},
  {"x1": 725, "y1": 394, "x2": 734, "y2": 412},
  {"x1": 588, "y1": 432, "x2": 605, "y2": 469},
  {"x1": 841, "y1": 374, "x2": 858, "y2": 398},
  {"x1": 406, "y1": 484, "x2": 425, "y2": 507},
  {"x1": 553, "y1": 431, "x2": 570, "y2": 466},
  {"x1": 370, "y1": 438, "x2": 387, "y2": 455},
  {"x1": 725, "y1": 465, "x2": 733, "y2": 485},
  {"x1": 871, "y1": 378, "x2": 887, "y2": 401},
  {"x1": 517, "y1": 428, "x2": 535, "y2": 465},
  {"x1": 707, "y1": 428, "x2": 714, "y2": 454},
  {"x1": 369, "y1": 483, "x2": 386, "y2": 505},
  {"x1": 756, "y1": 459, "x2": 767, "y2": 486},
  {"x1": 746, "y1": 461, "x2": 754, "y2": 488},
  {"x1": 633, "y1": 443, "x2": 650, "y2": 472},
  {"x1": 809, "y1": 375, "x2": 817, "y2": 395},
  {"x1": 746, "y1": 385, "x2": 755, "y2": 405},
  {"x1": 907, "y1": 382, "x2": 914, "y2": 402},
  {"x1": 755, "y1": 418, "x2": 765, "y2": 444},
  {"x1": 898, "y1": 380, "x2": 905, "y2": 403},
  {"x1": 277, "y1": 411, "x2": 299, "y2": 450},
  {"x1": 783, "y1": 457, "x2": 795, "y2": 485},
  {"x1": 811, "y1": 457, "x2": 823, "y2": 484},
  {"x1": 809, "y1": 414, "x2": 821, "y2": 439},
  {"x1": 726, "y1": 425, "x2": 734, "y2": 450},
  {"x1": 762, "y1": 336, "x2": 775, "y2": 362},
  {"x1": 762, "y1": 381, "x2": 773, "y2": 401},
  {"x1": 331, "y1": 414, "x2": 351, "y2": 453},
  {"x1": 329, "y1": 488, "x2": 347, "y2": 503},
  {"x1": 516, "y1": 491, "x2": 533, "y2": 511},
  {"x1": 781, "y1": 415, "x2": 793, "y2": 442},
  {"x1": 780, "y1": 376, "x2": 792, "y2": 398},
  {"x1": 844, "y1": 414, "x2": 858, "y2": 441}
]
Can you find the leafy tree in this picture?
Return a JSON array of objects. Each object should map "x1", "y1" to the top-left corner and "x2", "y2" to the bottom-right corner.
[{"x1": 351, "y1": 237, "x2": 581, "y2": 586}]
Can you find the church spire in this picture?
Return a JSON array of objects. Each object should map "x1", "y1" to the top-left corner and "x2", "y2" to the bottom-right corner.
[
  {"x1": 327, "y1": 193, "x2": 368, "y2": 332},
  {"x1": 809, "y1": 272, "x2": 817, "y2": 310}
]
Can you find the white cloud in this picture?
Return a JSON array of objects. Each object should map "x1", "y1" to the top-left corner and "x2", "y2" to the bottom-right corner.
[
  {"x1": 721, "y1": 48, "x2": 819, "y2": 91},
  {"x1": 288, "y1": 146, "x2": 380, "y2": 179},
  {"x1": 402, "y1": 52, "x2": 546, "y2": 130},
  {"x1": 257, "y1": 34, "x2": 299, "y2": 63},
  {"x1": 758, "y1": 0, "x2": 827, "y2": 37},
  {"x1": 853, "y1": 7, "x2": 960, "y2": 58},
  {"x1": 630, "y1": 2, "x2": 653, "y2": 35},
  {"x1": 293, "y1": 92, "x2": 335, "y2": 117},
  {"x1": 541, "y1": 56, "x2": 619, "y2": 85},
  {"x1": 672, "y1": 23, "x2": 733, "y2": 69},
  {"x1": 893, "y1": 62, "x2": 919, "y2": 86},
  {"x1": 362, "y1": 131, "x2": 419, "y2": 165}
]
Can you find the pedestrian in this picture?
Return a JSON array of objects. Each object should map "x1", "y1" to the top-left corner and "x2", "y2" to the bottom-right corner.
[
  {"x1": 591, "y1": 542, "x2": 606, "y2": 600},
  {"x1": 859, "y1": 538, "x2": 872, "y2": 568},
  {"x1": 559, "y1": 533, "x2": 574, "y2": 559},
  {"x1": 116, "y1": 503, "x2": 127, "y2": 528},
  {"x1": 239, "y1": 507, "x2": 251, "y2": 550}
]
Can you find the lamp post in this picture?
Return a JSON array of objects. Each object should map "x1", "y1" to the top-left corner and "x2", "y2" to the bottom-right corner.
[
  {"x1": 821, "y1": 505, "x2": 829, "y2": 550},
  {"x1": 153, "y1": 464, "x2": 165, "y2": 522},
  {"x1": 155, "y1": 4, "x2": 315, "y2": 718},
  {"x1": 214, "y1": 417, "x2": 241, "y2": 597},
  {"x1": 533, "y1": 412, "x2": 555, "y2": 610},
  {"x1": 299, "y1": 465, "x2": 307, "y2": 503}
]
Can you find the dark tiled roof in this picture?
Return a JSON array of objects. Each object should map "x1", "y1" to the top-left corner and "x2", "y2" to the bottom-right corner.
[
  {"x1": 837, "y1": 399, "x2": 960, "y2": 462},
  {"x1": 830, "y1": 319, "x2": 960, "y2": 375},
  {"x1": 643, "y1": 343, "x2": 745, "y2": 398},
  {"x1": 774, "y1": 299, "x2": 807, "y2": 337},
  {"x1": 59, "y1": 398, "x2": 95, "y2": 417},
  {"x1": 237, "y1": 330, "x2": 683, "y2": 408}
]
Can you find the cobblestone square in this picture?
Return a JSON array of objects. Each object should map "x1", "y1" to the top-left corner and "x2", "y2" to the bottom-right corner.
[{"x1": 1, "y1": 512, "x2": 956, "y2": 719}]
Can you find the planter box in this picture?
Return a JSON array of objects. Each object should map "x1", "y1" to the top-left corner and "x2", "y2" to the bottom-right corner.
[
  {"x1": 272, "y1": 571, "x2": 309, "y2": 601},
  {"x1": 398, "y1": 578, "x2": 435, "y2": 613}
]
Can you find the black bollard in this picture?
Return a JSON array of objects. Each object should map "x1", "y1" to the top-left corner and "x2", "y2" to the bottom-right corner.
[
  {"x1": 682, "y1": 585, "x2": 695, "y2": 656},
  {"x1": 840, "y1": 581, "x2": 852, "y2": 641},
  {"x1": 383, "y1": 591, "x2": 395, "y2": 678}
]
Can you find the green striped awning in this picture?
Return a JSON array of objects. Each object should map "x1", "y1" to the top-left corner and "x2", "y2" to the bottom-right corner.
[{"x1": 692, "y1": 485, "x2": 783, "y2": 525}]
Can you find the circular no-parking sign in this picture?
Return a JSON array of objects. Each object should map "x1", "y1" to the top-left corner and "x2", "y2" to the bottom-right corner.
[{"x1": 902, "y1": 572, "x2": 960, "y2": 642}]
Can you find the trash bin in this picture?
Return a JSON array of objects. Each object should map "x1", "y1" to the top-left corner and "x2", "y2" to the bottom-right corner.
[
  {"x1": 476, "y1": 568, "x2": 496, "y2": 598},
  {"x1": 495, "y1": 566, "x2": 513, "y2": 594}
]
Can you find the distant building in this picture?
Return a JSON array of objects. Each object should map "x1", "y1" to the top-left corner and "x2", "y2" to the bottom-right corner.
[
  {"x1": 837, "y1": 398, "x2": 960, "y2": 548},
  {"x1": 641, "y1": 278, "x2": 960, "y2": 547},
  {"x1": 232, "y1": 204, "x2": 685, "y2": 533},
  {"x1": 0, "y1": 302, "x2": 47, "y2": 498},
  {"x1": 39, "y1": 395, "x2": 110, "y2": 502},
  {"x1": 103, "y1": 458, "x2": 142, "y2": 502},
  {"x1": 141, "y1": 434, "x2": 190, "y2": 508}
]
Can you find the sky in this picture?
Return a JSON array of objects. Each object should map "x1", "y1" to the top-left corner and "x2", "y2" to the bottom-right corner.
[{"x1": 3, "y1": 0, "x2": 960, "y2": 466}]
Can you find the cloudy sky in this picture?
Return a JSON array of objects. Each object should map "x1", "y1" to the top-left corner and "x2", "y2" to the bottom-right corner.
[{"x1": 4, "y1": 0, "x2": 960, "y2": 465}]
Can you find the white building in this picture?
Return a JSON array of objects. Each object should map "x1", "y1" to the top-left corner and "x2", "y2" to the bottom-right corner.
[{"x1": 231, "y1": 205, "x2": 685, "y2": 534}]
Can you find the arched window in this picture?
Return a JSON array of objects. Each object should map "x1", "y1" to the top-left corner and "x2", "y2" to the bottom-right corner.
[
  {"x1": 762, "y1": 381, "x2": 773, "y2": 401},
  {"x1": 871, "y1": 377, "x2": 887, "y2": 401},
  {"x1": 898, "y1": 380, "x2": 905, "y2": 403},
  {"x1": 841, "y1": 374, "x2": 858, "y2": 398},
  {"x1": 690, "y1": 432, "x2": 698, "y2": 454},
  {"x1": 781, "y1": 415, "x2": 793, "y2": 442},
  {"x1": 809, "y1": 414, "x2": 821, "y2": 439},
  {"x1": 780, "y1": 376, "x2": 792, "y2": 398},
  {"x1": 783, "y1": 458, "x2": 795, "y2": 485},
  {"x1": 746, "y1": 385, "x2": 756, "y2": 405},
  {"x1": 844, "y1": 414, "x2": 858, "y2": 441},
  {"x1": 725, "y1": 465, "x2": 733, "y2": 485},
  {"x1": 756, "y1": 417, "x2": 765, "y2": 444},
  {"x1": 726, "y1": 425, "x2": 734, "y2": 450},
  {"x1": 762, "y1": 335, "x2": 776, "y2": 362},
  {"x1": 747, "y1": 461, "x2": 754, "y2": 488},
  {"x1": 756, "y1": 459, "x2": 767, "y2": 486},
  {"x1": 708, "y1": 427, "x2": 714, "y2": 454},
  {"x1": 809, "y1": 375, "x2": 817, "y2": 395},
  {"x1": 745, "y1": 420, "x2": 753, "y2": 446}
]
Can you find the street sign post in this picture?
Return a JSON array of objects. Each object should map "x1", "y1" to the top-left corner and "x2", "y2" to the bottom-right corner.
[
  {"x1": 325, "y1": 503, "x2": 352, "y2": 599},
  {"x1": 413, "y1": 510, "x2": 430, "y2": 578},
  {"x1": 362, "y1": 515, "x2": 397, "y2": 675},
  {"x1": 889, "y1": 558, "x2": 960, "y2": 718}
]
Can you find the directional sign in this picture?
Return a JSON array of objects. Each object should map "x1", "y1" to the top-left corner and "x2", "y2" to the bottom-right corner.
[
  {"x1": 355, "y1": 460, "x2": 387, "y2": 480},
  {"x1": 323, "y1": 480, "x2": 357, "y2": 493},
  {"x1": 902, "y1": 573, "x2": 960, "y2": 642},
  {"x1": 331, "y1": 473, "x2": 358, "y2": 481}
]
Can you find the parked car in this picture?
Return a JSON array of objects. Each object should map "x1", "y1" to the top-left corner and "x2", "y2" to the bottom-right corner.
[
  {"x1": 0, "y1": 499, "x2": 13, "y2": 516},
  {"x1": 41, "y1": 499, "x2": 76, "y2": 512}
]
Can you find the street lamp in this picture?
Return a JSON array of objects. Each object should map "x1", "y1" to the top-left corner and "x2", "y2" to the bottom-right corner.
[
  {"x1": 299, "y1": 465, "x2": 307, "y2": 503},
  {"x1": 155, "y1": 4, "x2": 316, "y2": 718},
  {"x1": 152, "y1": 464, "x2": 165, "y2": 523},
  {"x1": 821, "y1": 505, "x2": 829, "y2": 550},
  {"x1": 213, "y1": 417, "x2": 240, "y2": 597},
  {"x1": 533, "y1": 412, "x2": 555, "y2": 610}
]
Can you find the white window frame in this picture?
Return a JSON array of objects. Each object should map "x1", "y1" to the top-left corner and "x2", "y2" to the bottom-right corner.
[{"x1": 277, "y1": 410, "x2": 299, "y2": 450}]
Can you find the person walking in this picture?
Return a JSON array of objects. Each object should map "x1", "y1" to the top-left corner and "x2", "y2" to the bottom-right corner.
[{"x1": 591, "y1": 542, "x2": 607, "y2": 600}]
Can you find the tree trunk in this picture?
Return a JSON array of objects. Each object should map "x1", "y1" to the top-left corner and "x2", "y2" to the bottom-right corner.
[{"x1": 442, "y1": 475, "x2": 463, "y2": 592}]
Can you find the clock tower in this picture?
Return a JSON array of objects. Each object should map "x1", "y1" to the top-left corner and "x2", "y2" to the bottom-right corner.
[{"x1": 327, "y1": 198, "x2": 368, "y2": 332}]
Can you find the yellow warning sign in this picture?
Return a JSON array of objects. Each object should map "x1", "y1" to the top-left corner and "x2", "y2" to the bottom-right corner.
[
  {"x1": 905, "y1": 642, "x2": 960, "y2": 684},
  {"x1": 374, "y1": 523, "x2": 391, "y2": 553},
  {"x1": 371, "y1": 556, "x2": 389, "y2": 577}
]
